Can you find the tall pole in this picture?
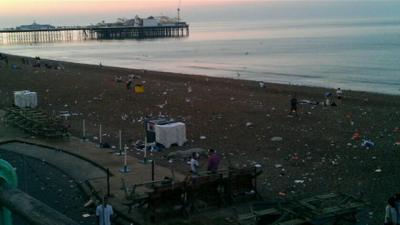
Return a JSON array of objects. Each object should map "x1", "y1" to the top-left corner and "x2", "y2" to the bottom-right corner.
[
  {"x1": 177, "y1": 8, "x2": 180, "y2": 23},
  {"x1": 144, "y1": 136, "x2": 147, "y2": 163},
  {"x1": 99, "y1": 124, "x2": 102, "y2": 145},
  {"x1": 82, "y1": 119, "x2": 86, "y2": 139},
  {"x1": 124, "y1": 146, "x2": 127, "y2": 168},
  {"x1": 118, "y1": 130, "x2": 122, "y2": 154},
  {"x1": 151, "y1": 160, "x2": 155, "y2": 182},
  {"x1": 119, "y1": 144, "x2": 131, "y2": 173},
  {"x1": 106, "y1": 168, "x2": 110, "y2": 197}
]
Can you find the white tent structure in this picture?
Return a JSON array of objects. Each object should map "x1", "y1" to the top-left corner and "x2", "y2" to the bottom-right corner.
[
  {"x1": 14, "y1": 90, "x2": 38, "y2": 108},
  {"x1": 154, "y1": 122, "x2": 187, "y2": 148}
]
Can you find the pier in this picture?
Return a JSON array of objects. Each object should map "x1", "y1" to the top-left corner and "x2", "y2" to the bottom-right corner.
[{"x1": 0, "y1": 24, "x2": 189, "y2": 45}]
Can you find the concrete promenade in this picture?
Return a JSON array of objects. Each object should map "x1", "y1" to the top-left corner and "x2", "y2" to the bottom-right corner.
[{"x1": 0, "y1": 112, "x2": 185, "y2": 224}]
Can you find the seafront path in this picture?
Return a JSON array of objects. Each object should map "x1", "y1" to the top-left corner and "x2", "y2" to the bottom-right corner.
[{"x1": 0, "y1": 110, "x2": 185, "y2": 224}]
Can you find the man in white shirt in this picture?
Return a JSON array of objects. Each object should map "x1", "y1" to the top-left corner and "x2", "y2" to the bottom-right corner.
[
  {"x1": 96, "y1": 197, "x2": 113, "y2": 225},
  {"x1": 190, "y1": 152, "x2": 199, "y2": 175}
]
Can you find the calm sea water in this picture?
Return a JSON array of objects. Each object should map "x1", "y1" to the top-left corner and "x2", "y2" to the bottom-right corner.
[{"x1": 1, "y1": 2, "x2": 400, "y2": 95}]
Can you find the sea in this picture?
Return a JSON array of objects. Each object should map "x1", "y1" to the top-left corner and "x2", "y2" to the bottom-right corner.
[{"x1": 1, "y1": 1, "x2": 400, "y2": 95}]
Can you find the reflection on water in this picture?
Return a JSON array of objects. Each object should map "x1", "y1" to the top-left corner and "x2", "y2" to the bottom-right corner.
[{"x1": 1, "y1": 17, "x2": 400, "y2": 95}]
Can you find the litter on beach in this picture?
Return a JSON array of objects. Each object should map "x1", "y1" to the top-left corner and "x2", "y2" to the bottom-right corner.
[
  {"x1": 361, "y1": 139, "x2": 375, "y2": 149},
  {"x1": 271, "y1": 136, "x2": 283, "y2": 142}
]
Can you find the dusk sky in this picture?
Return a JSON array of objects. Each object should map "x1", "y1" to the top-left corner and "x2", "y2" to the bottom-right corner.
[
  {"x1": 0, "y1": 0, "x2": 397, "y2": 28},
  {"x1": 1, "y1": 0, "x2": 236, "y2": 27}
]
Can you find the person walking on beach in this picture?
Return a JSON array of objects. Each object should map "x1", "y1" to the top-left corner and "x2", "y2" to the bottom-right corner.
[
  {"x1": 207, "y1": 149, "x2": 221, "y2": 174},
  {"x1": 96, "y1": 196, "x2": 114, "y2": 225},
  {"x1": 289, "y1": 96, "x2": 298, "y2": 116},
  {"x1": 384, "y1": 196, "x2": 398, "y2": 225},
  {"x1": 126, "y1": 78, "x2": 132, "y2": 90},
  {"x1": 336, "y1": 88, "x2": 343, "y2": 104}
]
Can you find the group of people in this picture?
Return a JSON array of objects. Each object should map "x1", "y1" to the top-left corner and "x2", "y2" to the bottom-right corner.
[
  {"x1": 289, "y1": 88, "x2": 344, "y2": 116},
  {"x1": 189, "y1": 148, "x2": 221, "y2": 178},
  {"x1": 385, "y1": 194, "x2": 400, "y2": 225},
  {"x1": 94, "y1": 149, "x2": 220, "y2": 225}
]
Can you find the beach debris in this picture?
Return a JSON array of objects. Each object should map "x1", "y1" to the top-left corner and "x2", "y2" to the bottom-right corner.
[
  {"x1": 187, "y1": 86, "x2": 192, "y2": 93},
  {"x1": 128, "y1": 74, "x2": 140, "y2": 79},
  {"x1": 121, "y1": 113, "x2": 128, "y2": 120},
  {"x1": 135, "y1": 84, "x2": 145, "y2": 93},
  {"x1": 352, "y1": 131, "x2": 361, "y2": 140},
  {"x1": 294, "y1": 180, "x2": 305, "y2": 184},
  {"x1": 278, "y1": 191, "x2": 287, "y2": 196},
  {"x1": 114, "y1": 75, "x2": 123, "y2": 82},
  {"x1": 361, "y1": 139, "x2": 375, "y2": 149},
  {"x1": 156, "y1": 100, "x2": 168, "y2": 109},
  {"x1": 259, "y1": 82, "x2": 265, "y2": 88},
  {"x1": 375, "y1": 168, "x2": 382, "y2": 173},
  {"x1": 274, "y1": 164, "x2": 283, "y2": 168},
  {"x1": 246, "y1": 122, "x2": 253, "y2": 127},
  {"x1": 168, "y1": 148, "x2": 207, "y2": 159},
  {"x1": 271, "y1": 136, "x2": 283, "y2": 142},
  {"x1": 200, "y1": 136, "x2": 207, "y2": 140}
]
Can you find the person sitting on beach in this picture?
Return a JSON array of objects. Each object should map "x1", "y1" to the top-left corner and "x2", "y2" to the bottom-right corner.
[
  {"x1": 207, "y1": 149, "x2": 221, "y2": 174},
  {"x1": 289, "y1": 96, "x2": 298, "y2": 116}
]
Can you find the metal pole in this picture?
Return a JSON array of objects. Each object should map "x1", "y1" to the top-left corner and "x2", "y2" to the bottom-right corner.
[
  {"x1": 151, "y1": 160, "x2": 155, "y2": 182},
  {"x1": 124, "y1": 146, "x2": 127, "y2": 168},
  {"x1": 82, "y1": 119, "x2": 86, "y2": 139},
  {"x1": 144, "y1": 136, "x2": 147, "y2": 163},
  {"x1": 99, "y1": 124, "x2": 102, "y2": 145},
  {"x1": 118, "y1": 130, "x2": 122, "y2": 154},
  {"x1": 119, "y1": 145, "x2": 131, "y2": 173},
  {"x1": 106, "y1": 168, "x2": 110, "y2": 197}
]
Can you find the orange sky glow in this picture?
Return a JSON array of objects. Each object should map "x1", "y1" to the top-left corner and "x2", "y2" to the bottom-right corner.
[{"x1": 0, "y1": 0, "x2": 249, "y2": 16}]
